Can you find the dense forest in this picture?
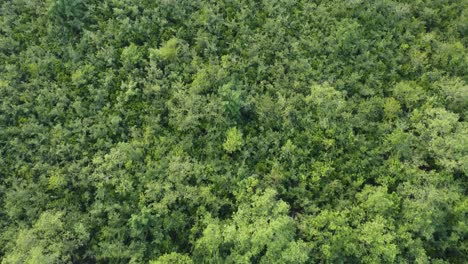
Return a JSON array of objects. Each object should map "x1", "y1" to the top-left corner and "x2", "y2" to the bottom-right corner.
[{"x1": 0, "y1": 0, "x2": 467, "y2": 263}]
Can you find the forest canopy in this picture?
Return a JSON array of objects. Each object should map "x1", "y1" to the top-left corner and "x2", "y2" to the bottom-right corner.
[{"x1": 0, "y1": 0, "x2": 467, "y2": 263}]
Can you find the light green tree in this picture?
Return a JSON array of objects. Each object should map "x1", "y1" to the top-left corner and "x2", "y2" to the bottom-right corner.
[{"x1": 223, "y1": 127, "x2": 243, "y2": 153}]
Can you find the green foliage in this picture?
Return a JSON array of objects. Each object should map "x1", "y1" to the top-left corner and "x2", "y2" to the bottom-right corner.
[
  {"x1": 435, "y1": 77, "x2": 468, "y2": 118},
  {"x1": 121, "y1": 43, "x2": 142, "y2": 69},
  {"x1": 393, "y1": 81, "x2": 426, "y2": 110},
  {"x1": 0, "y1": 0, "x2": 466, "y2": 263},
  {"x1": 150, "y1": 253, "x2": 193, "y2": 264},
  {"x1": 223, "y1": 127, "x2": 243, "y2": 153},
  {"x1": 153, "y1": 38, "x2": 180, "y2": 62},
  {"x1": 194, "y1": 188, "x2": 308, "y2": 263},
  {"x1": 2, "y1": 211, "x2": 89, "y2": 264},
  {"x1": 384, "y1": 97, "x2": 402, "y2": 120}
]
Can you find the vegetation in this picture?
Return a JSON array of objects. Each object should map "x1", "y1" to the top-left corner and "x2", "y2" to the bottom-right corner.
[{"x1": 0, "y1": 0, "x2": 466, "y2": 263}]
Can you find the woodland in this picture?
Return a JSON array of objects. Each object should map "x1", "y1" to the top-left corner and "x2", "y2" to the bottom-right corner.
[{"x1": 0, "y1": 0, "x2": 467, "y2": 263}]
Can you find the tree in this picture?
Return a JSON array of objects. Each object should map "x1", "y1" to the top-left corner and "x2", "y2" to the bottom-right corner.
[{"x1": 223, "y1": 127, "x2": 243, "y2": 153}]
